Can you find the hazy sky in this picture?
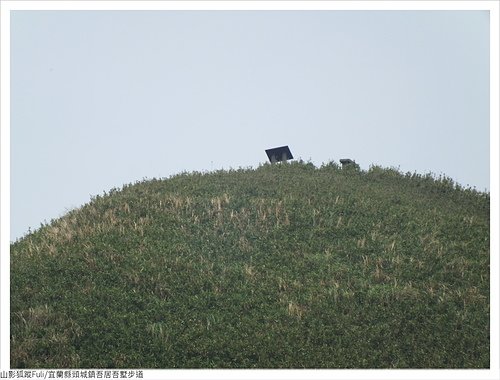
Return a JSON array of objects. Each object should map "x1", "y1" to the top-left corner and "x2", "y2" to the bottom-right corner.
[{"x1": 10, "y1": 10, "x2": 490, "y2": 241}]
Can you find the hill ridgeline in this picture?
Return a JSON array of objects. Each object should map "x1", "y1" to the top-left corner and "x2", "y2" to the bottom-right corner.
[{"x1": 11, "y1": 161, "x2": 490, "y2": 368}]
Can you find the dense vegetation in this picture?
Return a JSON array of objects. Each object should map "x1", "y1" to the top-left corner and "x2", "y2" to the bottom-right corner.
[{"x1": 11, "y1": 161, "x2": 490, "y2": 368}]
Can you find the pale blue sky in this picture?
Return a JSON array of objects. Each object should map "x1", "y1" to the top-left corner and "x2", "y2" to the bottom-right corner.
[{"x1": 10, "y1": 10, "x2": 490, "y2": 241}]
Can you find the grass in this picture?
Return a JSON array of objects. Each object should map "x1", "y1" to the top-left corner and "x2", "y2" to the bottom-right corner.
[{"x1": 10, "y1": 161, "x2": 490, "y2": 368}]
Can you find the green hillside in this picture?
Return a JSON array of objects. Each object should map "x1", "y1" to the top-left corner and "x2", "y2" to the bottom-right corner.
[{"x1": 10, "y1": 161, "x2": 490, "y2": 368}]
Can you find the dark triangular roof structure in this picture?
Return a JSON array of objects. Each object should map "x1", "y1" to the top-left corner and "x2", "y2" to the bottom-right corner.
[
  {"x1": 340, "y1": 158, "x2": 356, "y2": 168},
  {"x1": 340, "y1": 158, "x2": 354, "y2": 165},
  {"x1": 265, "y1": 146, "x2": 293, "y2": 163}
]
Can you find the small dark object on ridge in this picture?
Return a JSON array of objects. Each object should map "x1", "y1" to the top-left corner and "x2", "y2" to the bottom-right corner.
[
  {"x1": 266, "y1": 146, "x2": 293, "y2": 163},
  {"x1": 340, "y1": 158, "x2": 355, "y2": 168}
]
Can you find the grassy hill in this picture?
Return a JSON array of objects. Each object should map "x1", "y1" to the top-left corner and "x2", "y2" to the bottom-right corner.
[{"x1": 10, "y1": 161, "x2": 490, "y2": 368}]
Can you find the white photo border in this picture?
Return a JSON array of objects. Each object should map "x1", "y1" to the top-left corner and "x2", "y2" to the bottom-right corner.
[{"x1": 1, "y1": 1, "x2": 498, "y2": 379}]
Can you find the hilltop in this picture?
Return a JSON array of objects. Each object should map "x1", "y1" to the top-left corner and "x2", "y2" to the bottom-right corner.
[{"x1": 10, "y1": 161, "x2": 490, "y2": 368}]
